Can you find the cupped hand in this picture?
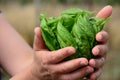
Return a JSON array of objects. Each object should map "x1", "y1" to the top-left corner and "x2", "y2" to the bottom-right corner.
[
  {"x1": 88, "y1": 5, "x2": 112, "y2": 80},
  {"x1": 32, "y1": 47, "x2": 93, "y2": 80},
  {"x1": 33, "y1": 5, "x2": 112, "y2": 80},
  {"x1": 32, "y1": 29, "x2": 94, "y2": 80}
]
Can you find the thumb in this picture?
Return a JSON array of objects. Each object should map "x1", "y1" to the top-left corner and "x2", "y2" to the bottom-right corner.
[
  {"x1": 33, "y1": 27, "x2": 46, "y2": 51},
  {"x1": 96, "y1": 5, "x2": 112, "y2": 18}
]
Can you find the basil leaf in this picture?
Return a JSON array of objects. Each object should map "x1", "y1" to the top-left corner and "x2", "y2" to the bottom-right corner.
[{"x1": 40, "y1": 8, "x2": 108, "y2": 60}]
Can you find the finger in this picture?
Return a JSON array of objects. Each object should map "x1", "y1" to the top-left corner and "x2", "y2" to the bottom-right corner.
[
  {"x1": 50, "y1": 58, "x2": 88, "y2": 74},
  {"x1": 59, "y1": 66, "x2": 94, "y2": 80},
  {"x1": 47, "y1": 47, "x2": 76, "y2": 63},
  {"x1": 96, "y1": 5, "x2": 112, "y2": 18},
  {"x1": 33, "y1": 27, "x2": 46, "y2": 51},
  {"x1": 89, "y1": 57, "x2": 105, "y2": 68},
  {"x1": 92, "y1": 44, "x2": 108, "y2": 56},
  {"x1": 88, "y1": 68, "x2": 102, "y2": 80},
  {"x1": 96, "y1": 31, "x2": 109, "y2": 43}
]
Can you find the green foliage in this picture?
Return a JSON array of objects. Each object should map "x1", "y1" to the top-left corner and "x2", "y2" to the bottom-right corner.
[
  {"x1": 1, "y1": 68, "x2": 10, "y2": 80},
  {"x1": 0, "y1": 0, "x2": 120, "y2": 5},
  {"x1": 58, "y1": 0, "x2": 67, "y2": 4},
  {"x1": 40, "y1": 8, "x2": 108, "y2": 60},
  {"x1": 0, "y1": 0, "x2": 33, "y2": 5},
  {"x1": 19, "y1": 0, "x2": 33, "y2": 5},
  {"x1": 95, "y1": 0, "x2": 120, "y2": 5},
  {"x1": 44, "y1": 0, "x2": 120, "y2": 5}
]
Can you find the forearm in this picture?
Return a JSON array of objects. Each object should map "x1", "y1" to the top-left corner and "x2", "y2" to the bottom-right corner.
[
  {"x1": 10, "y1": 66, "x2": 39, "y2": 80},
  {"x1": 0, "y1": 13, "x2": 33, "y2": 76}
]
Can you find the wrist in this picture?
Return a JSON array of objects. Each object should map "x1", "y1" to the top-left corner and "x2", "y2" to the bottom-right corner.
[
  {"x1": 27, "y1": 65, "x2": 40, "y2": 80},
  {"x1": 9, "y1": 52, "x2": 34, "y2": 76},
  {"x1": 10, "y1": 65, "x2": 40, "y2": 80}
]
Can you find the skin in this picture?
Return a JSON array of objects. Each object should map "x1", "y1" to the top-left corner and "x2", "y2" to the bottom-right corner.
[
  {"x1": 32, "y1": 5, "x2": 112, "y2": 80},
  {"x1": 0, "y1": 5, "x2": 112, "y2": 80},
  {"x1": 88, "y1": 5, "x2": 112, "y2": 80},
  {"x1": 0, "y1": 13, "x2": 33, "y2": 76}
]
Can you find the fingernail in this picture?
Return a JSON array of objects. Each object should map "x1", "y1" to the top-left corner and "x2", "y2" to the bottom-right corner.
[
  {"x1": 67, "y1": 47, "x2": 76, "y2": 54},
  {"x1": 87, "y1": 67, "x2": 94, "y2": 73},
  {"x1": 80, "y1": 61, "x2": 88, "y2": 66}
]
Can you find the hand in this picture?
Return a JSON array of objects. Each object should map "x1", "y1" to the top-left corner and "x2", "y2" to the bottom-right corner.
[
  {"x1": 32, "y1": 47, "x2": 94, "y2": 80},
  {"x1": 33, "y1": 5, "x2": 112, "y2": 80},
  {"x1": 88, "y1": 5, "x2": 112, "y2": 80},
  {"x1": 31, "y1": 31, "x2": 94, "y2": 80}
]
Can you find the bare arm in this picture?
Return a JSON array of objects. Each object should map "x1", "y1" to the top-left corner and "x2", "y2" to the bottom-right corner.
[
  {"x1": 0, "y1": 13, "x2": 33, "y2": 76},
  {"x1": 9, "y1": 66, "x2": 38, "y2": 80}
]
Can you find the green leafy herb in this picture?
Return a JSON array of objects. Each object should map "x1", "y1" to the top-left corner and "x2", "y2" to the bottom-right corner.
[{"x1": 40, "y1": 8, "x2": 108, "y2": 60}]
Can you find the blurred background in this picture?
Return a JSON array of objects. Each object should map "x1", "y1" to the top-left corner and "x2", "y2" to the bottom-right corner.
[{"x1": 0, "y1": 0, "x2": 120, "y2": 80}]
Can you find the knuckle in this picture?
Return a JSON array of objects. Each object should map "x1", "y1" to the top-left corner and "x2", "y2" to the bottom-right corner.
[
  {"x1": 48, "y1": 70, "x2": 60, "y2": 80},
  {"x1": 48, "y1": 67, "x2": 58, "y2": 75},
  {"x1": 101, "y1": 57, "x2": 105, "y2": 64},
  {"x1": 51, "y1": 54, "x2": 58, "y2": 62},
  {"x1": 96, "y1": 58, "x2": 105, "y2": 68},
  {"x1": 41, "y1": 60, "x2": 48, "y2": 65},
  {"x1": 40, "y1": 55, "x2": 48, "y2": 65},
  {"x1": 60, "y1": 64, "x2": 67, "y2": 73},
  {"x1": 86, "y1": 66, "x2": 94, "y2": 73},
  {"x1": 51, "y1": 51, "x2": 63, "y2": 61}
]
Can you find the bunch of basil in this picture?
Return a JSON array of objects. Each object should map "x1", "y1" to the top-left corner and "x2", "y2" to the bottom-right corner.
[{"x1": 40, "y1": 8, "x2": 108, "y2": 60}]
